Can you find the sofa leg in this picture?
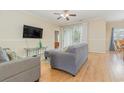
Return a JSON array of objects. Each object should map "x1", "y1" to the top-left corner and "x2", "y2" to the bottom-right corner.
[
  {"x1": 35, "y1": 79, "x2": 39, "y2": 82},
  {"x1": 51, "y1": 66, "x2": 54, "y2": 69},
  {"x1": 72, "y1": 75, "x2": 75, "y2": 77},
  {"x1": 72, "y1": 74, "x2": 76, "y2": 77}
]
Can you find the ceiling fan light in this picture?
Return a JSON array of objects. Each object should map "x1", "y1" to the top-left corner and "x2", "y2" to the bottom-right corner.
[
  {"x1": 60, "y1": 14, "x2": 64, "y2": 17},
  {"x1": 65, "y1": 14, "x2": 69, "y2": 17},
  {"x1": 54, "y1": 10, "x2": 76, "y2": 21}
]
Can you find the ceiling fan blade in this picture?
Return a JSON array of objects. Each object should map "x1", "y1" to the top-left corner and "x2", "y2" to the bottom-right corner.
[
  {"x1": 66, "y1": 17, "x2": 69, "y2": 21},
  {"x1": 69, "y1": 14, "x2": 76, "y2": 16},
  {"x1": 54, "y1": 13, "x2": 61, "y2": 15},
  {"x1": 57, "y1": 16, "x2": 62, "y2": 20}
]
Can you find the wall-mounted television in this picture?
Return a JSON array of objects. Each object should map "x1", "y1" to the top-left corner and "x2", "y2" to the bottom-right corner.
[{"x1": 23, "y1": 25, "x2": 43, "y2": 38}]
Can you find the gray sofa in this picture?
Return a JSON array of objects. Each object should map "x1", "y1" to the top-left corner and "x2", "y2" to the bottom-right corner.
[
  {"x1": 47, "y1": 43, "x2": 88, "y2": 76},
  {"x1": 0, "y1": 56, "x2": 41, "y2": 82}
]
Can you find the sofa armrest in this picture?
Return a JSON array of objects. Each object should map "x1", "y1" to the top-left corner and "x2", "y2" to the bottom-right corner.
[
  {"x1": 50, "y1": 51, "x2": 76, "y2": 66},
  {"x1": 0, "y1": 56, "x2": 40, "y2": 81}
]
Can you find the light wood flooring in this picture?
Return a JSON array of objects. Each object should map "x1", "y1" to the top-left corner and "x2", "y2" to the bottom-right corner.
[{"x1": 40, "y1": 52, "x2": 124, "y2": 82}]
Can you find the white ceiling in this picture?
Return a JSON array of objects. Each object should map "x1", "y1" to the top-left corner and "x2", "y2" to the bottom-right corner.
[{"x1": 26, "y1": 10, "x2": 124, "y2": 26}]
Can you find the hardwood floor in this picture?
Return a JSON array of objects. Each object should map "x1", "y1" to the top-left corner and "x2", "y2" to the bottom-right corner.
[{"x1": 40, "y1": 52, "x2": 124, "y2": 82}]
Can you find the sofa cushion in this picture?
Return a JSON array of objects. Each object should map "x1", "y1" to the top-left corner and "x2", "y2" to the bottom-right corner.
[
  {"x1": 66, "y1": 43, "x2": 87, "y2": 54},
  {"x1": 0, "y1": 47, "x2": 9, "y2": 63}
]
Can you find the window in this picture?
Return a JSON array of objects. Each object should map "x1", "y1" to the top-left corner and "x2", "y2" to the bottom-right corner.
[
  {"x1": 73, "y1": 30, "x2": 80, "y2": 43},
  {"x1": 114, "y1": 28, "x2": 124, "y2": 40},
  {"x1": 62, "y1": 23, "x2": 87, "y2": 48}
]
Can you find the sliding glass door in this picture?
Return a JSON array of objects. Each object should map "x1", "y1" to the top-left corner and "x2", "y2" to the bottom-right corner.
[{"x1": 62, "y1": 23, "x2": 88, "y2": 48}]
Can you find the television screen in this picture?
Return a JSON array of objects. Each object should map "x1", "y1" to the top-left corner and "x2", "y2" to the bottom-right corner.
[{"x1": 23, "y1": 25, "x2": 43, "y2": 38}]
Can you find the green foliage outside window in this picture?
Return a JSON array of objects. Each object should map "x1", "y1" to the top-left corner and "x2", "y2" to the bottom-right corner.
[{"x1": 73, "y1": 30, "x2": 80, "y2": 43}]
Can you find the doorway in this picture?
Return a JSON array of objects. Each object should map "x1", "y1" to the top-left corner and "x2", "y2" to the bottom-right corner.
[
  {"x1": 110, "y1": 28, "x2": 124, "y2": 51},
  {"x1": 54, "y1": 31, "x2": 60, "y2": 49}
]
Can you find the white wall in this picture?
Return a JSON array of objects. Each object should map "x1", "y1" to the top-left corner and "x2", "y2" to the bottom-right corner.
[
  {"x1": 0, "y1": 11, "x2": 60, "y2": 56},
  {"x1": 88, "y1": 19, "x2": 106, "y2": 53}
]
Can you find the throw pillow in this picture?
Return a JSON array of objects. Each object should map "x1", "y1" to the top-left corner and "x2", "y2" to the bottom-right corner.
[
  {"x1": 0, "y1": 47, "x2": 10, "y2": 63},
  {"x1": 63, "y1": 47, "x2": 68, "y2": 52},
  {"x1": 6, "y1": 49, "x2": 17, "y2": 61}
]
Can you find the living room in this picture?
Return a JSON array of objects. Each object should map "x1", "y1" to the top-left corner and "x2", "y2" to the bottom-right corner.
[
  {"x1": 0, "y1": 10, "x2": 124, "y2": 82},
  {"x1": 1, "y1": 0, "x2": 124, "y2": 92}
]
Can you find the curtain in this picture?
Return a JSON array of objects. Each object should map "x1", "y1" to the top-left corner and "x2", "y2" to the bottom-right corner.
[
  {"x1": 62, "y1": 23, "x2": 88, "y2": 48},
  {"x1": 63, "y1": 27, "x2": 73, "y2": 47},
  {"x1": 109, "y1": 28, "x2": 115, "y2": 51}
]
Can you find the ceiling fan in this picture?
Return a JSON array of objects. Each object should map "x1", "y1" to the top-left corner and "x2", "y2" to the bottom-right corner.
[{"x1": 54, "y1": 10, "x2": 76, "y2": 21}]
